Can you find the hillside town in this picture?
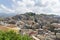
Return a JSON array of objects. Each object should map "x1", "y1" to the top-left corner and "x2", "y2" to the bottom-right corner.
[{"x1": 0, "y1": 12, "x2": 60, "y2": 40}]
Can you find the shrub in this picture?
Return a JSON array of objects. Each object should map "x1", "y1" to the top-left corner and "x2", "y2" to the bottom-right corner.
[
  {"x1": 0, "y1": 30, "x2": 32, "y2": 40},
  {"x1": 26, "y1": 12, "x2": 35, "y2": 16}
]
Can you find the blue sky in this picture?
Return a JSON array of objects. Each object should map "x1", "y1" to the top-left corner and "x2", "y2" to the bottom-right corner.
[
  {"x1": 0, "y1": 0, "x2": 60, "y2": 15},
  {"x1": 0, "y1": 0, "x2": 13, "y2": 8}
]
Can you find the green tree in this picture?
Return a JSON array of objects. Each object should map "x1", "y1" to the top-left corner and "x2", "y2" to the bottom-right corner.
[{"x1": 26, "y1": 12, "x2": 35, "y2": 16}]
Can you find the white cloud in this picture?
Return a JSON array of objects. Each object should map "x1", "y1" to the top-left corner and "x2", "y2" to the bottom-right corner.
[
  {"x1": 0, "y1": 0, "x2": 60, "y2": 15},
  {"x1": 12, "y1": 0, "x2": 16, "y2": 3},
  {"x1": 0, "y1": 4, "x2": 15, "y2": 13}
]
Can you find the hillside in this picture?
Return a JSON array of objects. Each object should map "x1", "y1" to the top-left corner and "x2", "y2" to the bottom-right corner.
[
  {"x1": 4, "y1": 12, "x2": 60, "y2": 28},
  {"x1": 5, "y1": 12, "x2": 60, "y2": 22},
  {"x1": 0, "y1": 12, "x2": 60, "y2": 40}
]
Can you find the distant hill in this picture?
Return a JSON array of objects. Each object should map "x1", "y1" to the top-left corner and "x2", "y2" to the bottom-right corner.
[
  {"x1": 0, "y1": 13, "x2": 17, "y2": 18},
  {"x1": 4, "y1": 12, "x2": 60, "y2": 22}
]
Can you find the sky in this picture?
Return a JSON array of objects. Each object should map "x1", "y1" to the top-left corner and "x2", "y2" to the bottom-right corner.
[{"x1": 0, "y1": 0, "x2": 60, "y2": 15}]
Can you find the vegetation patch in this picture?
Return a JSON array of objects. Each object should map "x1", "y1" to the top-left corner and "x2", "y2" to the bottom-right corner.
[{"x1": 0, "y1": 30, "x2": 32, "y2": 40}]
